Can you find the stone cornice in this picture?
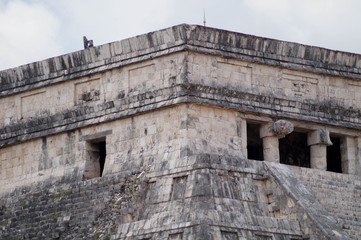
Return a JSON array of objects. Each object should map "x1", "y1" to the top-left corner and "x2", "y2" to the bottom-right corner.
[{"x1": 2, "y1": 83, "x2": 361, "y2": 148}]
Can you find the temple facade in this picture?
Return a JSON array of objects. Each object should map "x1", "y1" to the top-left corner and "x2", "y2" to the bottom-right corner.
[{"x1": 1, "y1": 24, "x2": 360, "y2": 239}]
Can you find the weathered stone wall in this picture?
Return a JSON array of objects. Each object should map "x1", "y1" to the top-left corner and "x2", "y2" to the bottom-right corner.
[
  {"x1": 1, "y1": 105, "x2": 185, "y2": 192},
  {"x1": 291, "y1": 166, "x2": 361, "y2": 239},
  {"x1": 0, "y1": 131, "x2": 81, "y2": 192},
  {"x1": 1, "y1": 104, "x2": 247, "y2": 194}
]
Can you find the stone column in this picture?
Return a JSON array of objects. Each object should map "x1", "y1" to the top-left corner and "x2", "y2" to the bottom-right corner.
[
  {"x1": 340, "y1": 136, "x2": 356, "y2": 174},
  {"x1": 260, "y1": 120, "x2": 294, "y2": 162},
  {"x1": 355, "y1": 137, "x2": 361, "y2": 176},
  {"x1": 261, "y1": 134, "x2": 280, "y2": 162},
  {"x1": 309, "y1": 145, "x2": 327, "y2": 170},
  {"x1": 307, "y1": 129, "x2": 332, "y2": 170}
]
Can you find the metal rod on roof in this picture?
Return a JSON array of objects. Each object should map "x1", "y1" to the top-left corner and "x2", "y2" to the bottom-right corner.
[{"x1": 203, "y1": 8, "x2": 206, "y2": 27}]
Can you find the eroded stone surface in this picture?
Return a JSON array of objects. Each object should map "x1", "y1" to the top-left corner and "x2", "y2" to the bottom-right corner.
[
  {"x1": 0, "y1": 24, "x2": 360, "y2": 239},
  {"x1": 273, "y1": 120, "x2": 294, "y2": 136}
]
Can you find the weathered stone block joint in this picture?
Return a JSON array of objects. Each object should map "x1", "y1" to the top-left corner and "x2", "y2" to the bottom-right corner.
[{"x1": 1, "y1": 24, "x2": 361, "y2": 239}]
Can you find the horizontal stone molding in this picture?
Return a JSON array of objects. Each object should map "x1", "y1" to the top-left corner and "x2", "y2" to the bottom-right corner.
[{"x1": 2, "y1": 83, "x2": 361, "y2": 148}]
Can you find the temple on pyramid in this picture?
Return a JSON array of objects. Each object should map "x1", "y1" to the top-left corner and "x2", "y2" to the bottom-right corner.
[{"x1": 1, "y1": 24, "x2": 360, "y2": 239}]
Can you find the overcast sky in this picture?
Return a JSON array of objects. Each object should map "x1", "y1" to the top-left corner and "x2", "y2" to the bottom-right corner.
[{"x1": 0, "y1": 0, "x2": 360, "y2": 70}]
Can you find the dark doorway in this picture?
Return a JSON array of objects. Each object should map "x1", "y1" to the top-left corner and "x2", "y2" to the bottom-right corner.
[
  {"x1": 279, "y1": 132, "x2": 310, "y2": 168},
  {"x1": 83, "y1": 140, "x2": 106, "y2": 180},
  {"x1": 327, "y1": 137, "x2": 342, "y2": 173},
  {"x1": 247, "y1": 123, "x2": 263, "y2": 161}
]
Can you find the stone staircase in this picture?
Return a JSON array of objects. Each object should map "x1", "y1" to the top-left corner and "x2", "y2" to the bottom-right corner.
[{"x1": 291, "y1": 165, "x2": 361, "y2": 240}]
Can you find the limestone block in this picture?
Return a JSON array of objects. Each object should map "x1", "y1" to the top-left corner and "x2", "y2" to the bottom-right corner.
[{"x1": 307, "y1": 129, "x2": 332, "y2": 146}]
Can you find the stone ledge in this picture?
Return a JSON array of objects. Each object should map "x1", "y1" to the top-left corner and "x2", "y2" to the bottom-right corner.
[{"x1": 184, "y1": 84, "x2": 361, "y2": 129}]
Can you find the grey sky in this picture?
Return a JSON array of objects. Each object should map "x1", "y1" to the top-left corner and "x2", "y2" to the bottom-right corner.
[{"x1": 0, "y1": 0, "x2": 360, "y2": 70}]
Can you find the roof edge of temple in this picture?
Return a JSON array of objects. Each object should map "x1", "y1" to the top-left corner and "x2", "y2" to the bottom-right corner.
[{"x1": 1, "y1": 24, "x2": 361, "y2": 97}]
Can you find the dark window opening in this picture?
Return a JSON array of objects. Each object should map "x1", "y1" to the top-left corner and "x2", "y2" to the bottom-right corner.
[
  {"x1": 279, "y1": 132, "x2": 310, "y2": 168},
  {"x1": 98, "y1": 141, "x2": 106, "y2": 176},
  {"x1": 247, "y1": 123, "x2": 263, "y2": 161},
  {"x1": 83, "y1": 139, "x2": 106, "y2": 180},
  {"x1": 327, "y1": 137, "x2": 342, "y2": 173}
]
